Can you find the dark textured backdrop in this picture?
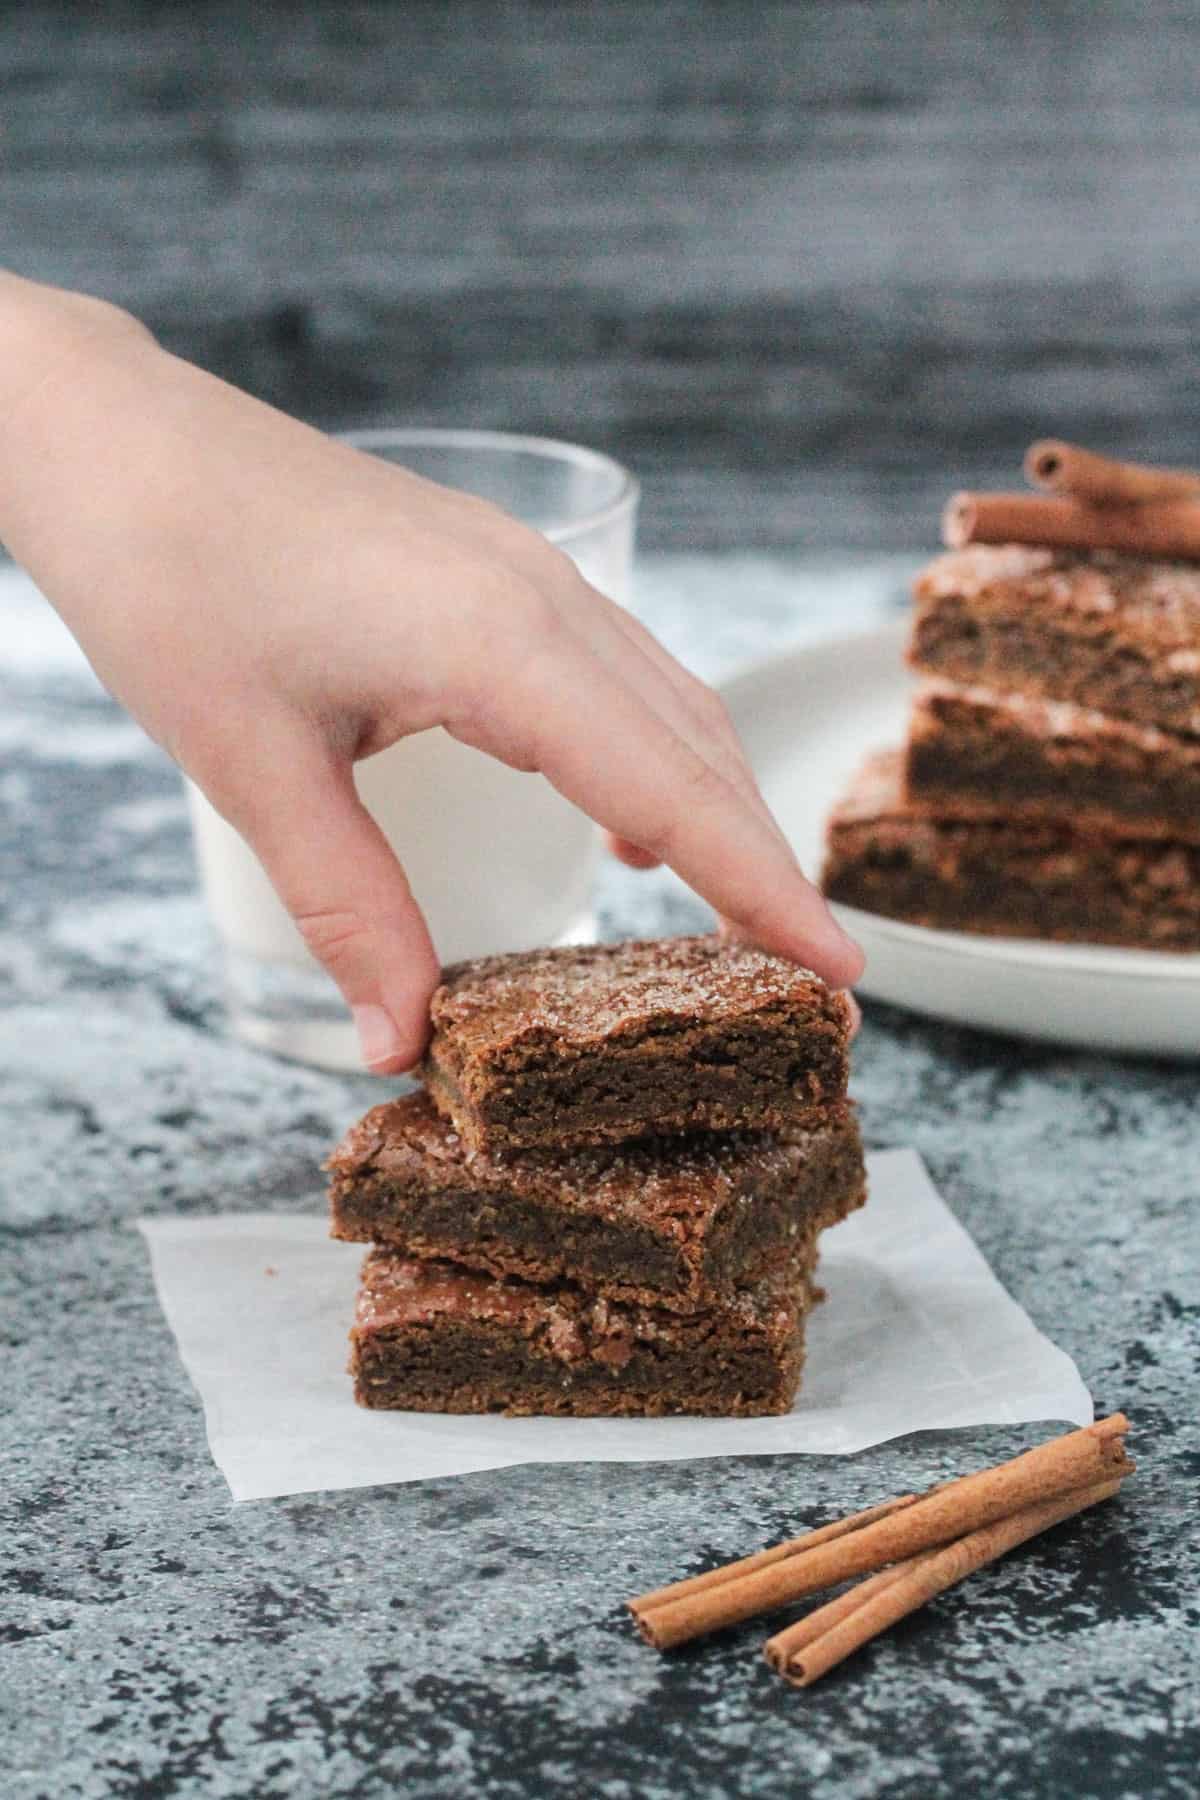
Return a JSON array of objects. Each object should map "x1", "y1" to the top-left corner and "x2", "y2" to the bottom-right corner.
[{"x1": 4, "y1": 0, "x2": 1199, "y2": 547}]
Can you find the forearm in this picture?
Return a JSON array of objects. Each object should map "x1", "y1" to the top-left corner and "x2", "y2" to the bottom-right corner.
[
  {"x1": 0, "y1": 272, "x2": 152, "y2": 424},
  {"x1": 0, "y1": 274, "x2": 170, "y2": 637},
  {"x1": 0, "y1": 270, "x2": 157, "y2": 550}
]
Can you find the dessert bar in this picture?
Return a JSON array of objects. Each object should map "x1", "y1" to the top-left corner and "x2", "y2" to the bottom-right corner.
[
  {"x1": 822, "y1": 751, "x2": 1200, "y2": 951},
  {"x1": 329, "y1": 1089, "x2": 865, "y2": 1313},
  {"x1": 350, "y1": 1243, "x2": 821, "y2": 1417},
  {"x1": 906, "y1": 678, "x2": 1200, "y2": 844},
  {"x1": 420, "y1": 935, "x2": 852, "y2": 1153},
  {"x1": 909, "y1": 545, "x2": 1200, "y2": 735}
]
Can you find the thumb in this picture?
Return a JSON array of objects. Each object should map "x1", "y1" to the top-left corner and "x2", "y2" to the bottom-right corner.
[{"x1": 228, "y1": 744, "x2": 439, "y2": 1073}]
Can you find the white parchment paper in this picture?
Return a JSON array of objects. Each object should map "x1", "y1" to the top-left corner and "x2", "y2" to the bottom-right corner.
[{"x1": 136, "y1": 1149, "x2": 1092, "y2": 1501}]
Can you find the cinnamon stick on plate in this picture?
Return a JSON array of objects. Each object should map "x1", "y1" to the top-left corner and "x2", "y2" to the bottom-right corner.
[
  {"x1": 1025, "y1": 439, "x2": 1200, "y2": 507},
  {"x1": 764, "y1": 1477, "x2": 1121, "y2": 1688},
  {"x1": 628, "y1": 1416, "x2": 1132, "y2": 1651},
  {"x1": 942, "y1": 491, "x2": 1200, "y2": 561}
]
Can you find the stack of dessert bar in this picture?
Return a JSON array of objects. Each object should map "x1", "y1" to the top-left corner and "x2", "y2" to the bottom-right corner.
[
  {"x1": 328, "y1": 936, "x2": 864, "y2": 1417},
  {"x1": 823, "y1": 544, "x2": 1200, "y2": 950}
]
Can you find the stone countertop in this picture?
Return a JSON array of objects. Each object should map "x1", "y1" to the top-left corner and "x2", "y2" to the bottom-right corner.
[{"x1": 2, "y1": 556, "x2": 1196, "y2": 1800}]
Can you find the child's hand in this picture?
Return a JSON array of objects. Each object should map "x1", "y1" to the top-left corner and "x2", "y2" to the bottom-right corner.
[{"x1": 0, "y1": 276, "x2": 862, "y2": 1070}]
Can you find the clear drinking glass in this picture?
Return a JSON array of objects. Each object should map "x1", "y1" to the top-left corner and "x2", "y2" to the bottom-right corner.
[{"x1": 186, "y1": 429, "x2": 639, "y2": 1069}]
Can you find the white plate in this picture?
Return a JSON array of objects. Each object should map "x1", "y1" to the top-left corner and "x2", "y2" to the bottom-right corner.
[{"x1": 719, "y1": 620, "x2": 1200, "y2": 1058}]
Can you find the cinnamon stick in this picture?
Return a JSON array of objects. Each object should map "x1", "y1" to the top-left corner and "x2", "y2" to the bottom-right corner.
[
  {"x1": 765, "y1": 1477, "x2": 1122, "y2": 1688},
  {"x1": 942, "y1": 491, "x2": 1200, "y2": 561},
  {"x1": 763, "y1": 1558, "x2": 932, "y2": 1676},
  {"x1": 1025, "y1": 440, "x2": 1200, "y2": 507},
  {"x1": 630, "y1": 1494, "x2": 918, "y2": 1618},
  {"x1": 628, "y1": 1416, "x2": 1131, "y2": 1651}
]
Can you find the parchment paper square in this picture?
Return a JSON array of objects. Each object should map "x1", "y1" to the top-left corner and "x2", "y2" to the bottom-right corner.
[{"x1": 137, "y1": 1149, "x2": 1092, "y2": 1501}]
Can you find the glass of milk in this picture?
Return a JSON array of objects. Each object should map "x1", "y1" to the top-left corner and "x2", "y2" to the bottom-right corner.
[{"x1": 186, "y1": 429, "x2": 639, "y2": 1070}]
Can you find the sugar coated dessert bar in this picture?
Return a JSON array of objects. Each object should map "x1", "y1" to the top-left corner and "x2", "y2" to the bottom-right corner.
[
  {"x1": 420, "y1": 936, "x2": 852, "y2": 1153},
  {"x1": 822, "y1": 750, "x2": 1200, "y2": 951},
  {"x1": 909, "y1": 545, "x2": 1200, "y2": 735},
  {"x1": 329, "y1": 1089, "x2": 865, "y2": 1313},
  {"x1": 350, "y1": 1244, "x2": 821, "y2": 1417},
  {"x1": 906, "y1": 678, "x2": 1200, "y2": 844}
]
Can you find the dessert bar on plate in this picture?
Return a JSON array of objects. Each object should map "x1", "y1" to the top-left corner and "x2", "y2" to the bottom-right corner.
[
  {"x1": 350, "y1": 1242, "x2": 822, "y2": 1418},
  {"x1": 823, "y1": 750, "x2": 1200, "y2": 951},
  {"x1": 906, "y1": 678, "x2": 1200, "y2": 844},
  {"x1": 329, "y1": 1090, "x2": 865, "y2": 1313},
  {"x1": 909, "y1": 544, "x2": 1200, "y2": 735},
  {"x1": 420, "y1": 936, "x2": 852, "y2": 1153},
  {"x1": 716, "y1": 618, "x2": 1199, "y2": 1052}
]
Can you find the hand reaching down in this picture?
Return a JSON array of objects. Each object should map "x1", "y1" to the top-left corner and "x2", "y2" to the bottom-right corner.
[{"x1": 0, "y1": 274, "x2": 863, "y2": 1069}]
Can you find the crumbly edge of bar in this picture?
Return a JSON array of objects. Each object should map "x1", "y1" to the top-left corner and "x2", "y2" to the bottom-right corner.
[
  {"x1": 351, "y1": 1320, "x2": 806, "y2": 1417},
  {"x1": 423, "y1": 1014, "x2": 849, "y2": 1152}
]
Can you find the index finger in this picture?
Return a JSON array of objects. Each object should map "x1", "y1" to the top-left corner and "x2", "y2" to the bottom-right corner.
[{"x1": 457, "y1": 635, "x2": 864, "y2": 988}]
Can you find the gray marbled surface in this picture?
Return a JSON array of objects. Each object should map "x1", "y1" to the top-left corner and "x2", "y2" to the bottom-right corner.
[{"x1": 2, "y1": 556, "x2": 1197, "y2": 1800}]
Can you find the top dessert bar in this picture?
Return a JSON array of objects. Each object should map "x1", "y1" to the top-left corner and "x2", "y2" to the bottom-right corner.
[
  {"x1": 420, "y1": 935, "x2": 852, "y2": 1152},
  {"x1": 909, "y1": 545, "x2": 1200, "y2": 735}
]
